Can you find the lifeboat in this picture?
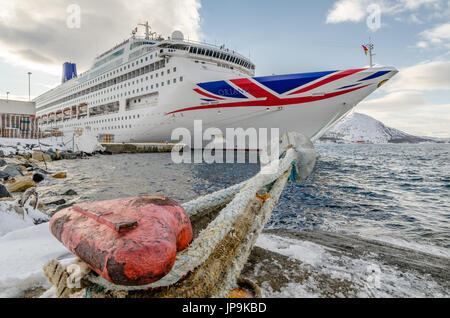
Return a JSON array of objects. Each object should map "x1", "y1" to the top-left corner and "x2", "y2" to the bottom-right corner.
[
  {"x1": 49, "y1": 196, "x2": 193, "y2": 286},
  {"x1": 63, "y1": 108, "x2": 71, "y2": 118},
  {"x1": 79, "y1": 103, "x2": 88, "y2": 114},
  {"x1": 56, "y1": 110, "x2": 63, "y2": 121}
]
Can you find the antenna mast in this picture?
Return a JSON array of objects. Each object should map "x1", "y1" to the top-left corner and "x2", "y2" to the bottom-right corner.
[{"x1": 139, "y1": 21, "x2": 151, "y2": 40}]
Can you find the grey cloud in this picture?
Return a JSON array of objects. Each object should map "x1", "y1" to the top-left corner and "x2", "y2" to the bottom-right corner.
[
  {"x1": 0, "y1": 0, "x2": 201, "y2": 71},
  {"x1": 15, "y1": 49, "x2": 54, "y2": 64}
]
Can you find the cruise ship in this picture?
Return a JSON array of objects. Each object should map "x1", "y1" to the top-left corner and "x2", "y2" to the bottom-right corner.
[{"x1": 35, "y1": 23, "x2": 398, "y2": 145}]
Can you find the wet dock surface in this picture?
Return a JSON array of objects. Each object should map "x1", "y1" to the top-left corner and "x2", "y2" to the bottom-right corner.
[
  {"x1": 101, "y1": 143, "x2": 177, "y2": 154},
  {"x1": 242, "y1": 230, "x2": 449, "y2": 298}
]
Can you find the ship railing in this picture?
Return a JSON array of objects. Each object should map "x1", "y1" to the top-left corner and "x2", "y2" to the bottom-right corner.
[{"x1": 133, "y1": 34, "x2": 252, "y2": 63}]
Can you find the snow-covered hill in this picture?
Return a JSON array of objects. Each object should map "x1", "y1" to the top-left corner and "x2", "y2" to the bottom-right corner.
[{"x1": 319, "y1": 113, "x2": 444, "y2": 144}]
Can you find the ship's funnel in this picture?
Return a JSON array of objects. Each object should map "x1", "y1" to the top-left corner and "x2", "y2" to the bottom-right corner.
[{"x1": 62, "y1": 62, "x2": 78, "y2": 84}]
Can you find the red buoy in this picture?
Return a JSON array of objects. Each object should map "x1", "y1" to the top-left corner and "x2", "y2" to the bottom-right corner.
[{"x1": 50, "y1": 196, "x2": 193, "y2": 286}]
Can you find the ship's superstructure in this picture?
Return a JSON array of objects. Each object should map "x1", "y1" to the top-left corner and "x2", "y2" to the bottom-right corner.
[{"x1": 35, "y1": 23, "x2": 397, "y2": 144}]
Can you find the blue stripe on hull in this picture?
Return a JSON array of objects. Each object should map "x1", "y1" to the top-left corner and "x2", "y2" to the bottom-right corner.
[
  {"x1": 253, "y1": 71, "x2": 337, "y2": 94},
  {"x1": 198, "y1": 81, "x2": 248, "y2": 99},
  {"x1": 359, "y1": 71, "x2": 391, "y2": 81}
]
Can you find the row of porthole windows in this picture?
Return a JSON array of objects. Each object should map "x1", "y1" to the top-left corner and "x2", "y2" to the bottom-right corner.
[
  {"x1": 41, "y1": 50, "x2": 159, "y2": 105},
  {"x1": 44, "y1": 67, "x2": 181, "y2": 113},
  {"x1": 73, "y1": 52, "x2": 160, "y2": 92},
  {"x1": 45, "y1": 114, "x2": 140, "y2": 128},
  {"x1": 81, "y1": 68, "x2": 180, "y2": 106},
  {"x1": 89, "y1": 114, "x2": 140, "y2": 125},
  {"x1": 91, "y1": 76, "x2": 183, "y2": 105},
  {"x1": 39, "y1": 58, "x2": 167, "y2": 111},
  {"x1": 94, "y1": 125, "x2": 132, "y2": 131}
]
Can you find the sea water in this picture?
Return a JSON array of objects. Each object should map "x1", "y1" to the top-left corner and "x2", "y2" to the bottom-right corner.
[{"x1": 41, "y1": 143, "x2": 450, "y2": 251}]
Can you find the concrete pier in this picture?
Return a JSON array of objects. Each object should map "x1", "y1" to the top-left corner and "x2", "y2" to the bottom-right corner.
[{"x1": 101, "y1": 143, "x2": 179, "y2": 154}]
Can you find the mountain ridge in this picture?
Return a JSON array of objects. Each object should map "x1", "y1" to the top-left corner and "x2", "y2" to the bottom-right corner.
[{"x1": 319, "y1": 113, "x2": 448, "y2": 144}]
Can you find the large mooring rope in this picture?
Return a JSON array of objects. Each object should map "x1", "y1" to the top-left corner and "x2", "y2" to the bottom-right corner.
[
  {"x1": 86, "y1": 133, "x2": 316, "y2": 292},
  {"x1": 43, "y1": 133, "x2": 317, "y2": 297}
]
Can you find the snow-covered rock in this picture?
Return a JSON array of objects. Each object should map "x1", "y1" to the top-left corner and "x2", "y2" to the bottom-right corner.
[
  {"x1": 0, "y1": 137, "x2": 67, "y2": 156},
  {"x1": 0, "y1": 134, "x2": 104, "y2": 157},
  {"x1": 73, "y1": 135, "x2": 105, "y2": 153},
  {"x1": 0, "y1": 201, "x2": 49, "y2": 237},
  {"x1": 320, "y1": 113, "x2": 438, "y2": 144}
]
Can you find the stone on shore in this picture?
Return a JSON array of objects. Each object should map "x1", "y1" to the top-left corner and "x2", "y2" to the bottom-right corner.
[
  {"x1": 62, "y1": 189, "x2": 78, "y2": 196},
  {"x1": 52, "y1": 172, "x2": 67, "y2": 179},
  {"x1": 0, "y1": 164, "x2": 24, "y2": 179},
  {"x1": 47, "y1": 199, "x2": 66, "y2": 206},
  {"x1": 32, "y1": 173, "x2": 45, "y2": 184},
  {"x1": 6, "y1": 177, "x2": 37, "y2": 193},
  {"x1": 32, "y1": 151, "x2": 52, "y2": 162},
  {"x1": 0, "y1": 183, "x2": 12, "y2": 198}
]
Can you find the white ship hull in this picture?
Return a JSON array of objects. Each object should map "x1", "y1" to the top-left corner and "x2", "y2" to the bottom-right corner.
[{"x1": 34, "y1": 33, "x2": 397, "y2": 146}]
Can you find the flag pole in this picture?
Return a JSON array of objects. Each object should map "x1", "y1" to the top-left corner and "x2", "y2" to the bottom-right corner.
[{"x1": 368, "y1": 37, "x2": 374, "y2": 68}]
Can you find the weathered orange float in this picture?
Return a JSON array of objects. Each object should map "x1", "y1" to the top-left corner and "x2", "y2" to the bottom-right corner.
[{"x1": 50, "y1": 196, "x2": 193, "y2": 286}]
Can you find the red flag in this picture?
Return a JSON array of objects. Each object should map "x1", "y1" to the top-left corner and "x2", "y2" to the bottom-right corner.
[{"x1": 362, "y1": 45, "x2": 368, "y2": 56}]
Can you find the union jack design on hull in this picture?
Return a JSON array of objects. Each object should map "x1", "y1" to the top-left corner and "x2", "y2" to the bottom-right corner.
[
  {"x1": 170, "y1": 68, "x2": 392, "y2": 115},
  {"x1": 34, "y1": 24, "x2": 398, "y2": 144}
]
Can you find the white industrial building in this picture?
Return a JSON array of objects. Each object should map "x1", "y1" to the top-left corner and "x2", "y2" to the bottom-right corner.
[{"x1": 0, "y1": 99, "x2": 40, "y2": 139}]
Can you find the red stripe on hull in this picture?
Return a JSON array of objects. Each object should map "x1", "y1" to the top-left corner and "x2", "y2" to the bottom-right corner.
[
  {"x1": 193, "y1": 88, "x2": 225, "y2": 100},
  {"x1": 168, "y1": 85, "x2": 370, "y2": 115},
  {"x1": 288, "y1": 68, "x2": 366, "y2": 95},
  {"x1": 230, "y1": 78, "x2": 277, "y2": 99}
]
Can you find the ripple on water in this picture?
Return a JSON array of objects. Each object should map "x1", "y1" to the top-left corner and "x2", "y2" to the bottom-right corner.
[{"x1": 39, "y1": 144, "x2": 450, "y2": 250}]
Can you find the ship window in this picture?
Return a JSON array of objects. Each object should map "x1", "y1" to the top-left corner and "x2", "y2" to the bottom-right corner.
[
  {"x1": 173, "y1": 78, "x2": 177, "y2": 83},
  {"x1": 180, "y1": 76, "x2": 183, "y2": 82},
  {"x1": 161, "y1": 82, "x2": 164, "y2": 87},
  {"x1": 173, "y1": 67, "x2": 176, "y2": 72},
  {"x1": 167, "y1": 80, "x2": 170, "y2": 85}
]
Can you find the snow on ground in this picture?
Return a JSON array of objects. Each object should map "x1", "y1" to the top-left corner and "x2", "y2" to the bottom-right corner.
[
  {"x1": 256, "y1": 233, "x2": 448, "y2": 298},
  {"x1": 0, "y1": 201, "x2": 73, "y2": 298},
  {"x1": 361, "y1": 234, "x2": 450, "y2": 259},
  {"x1": 0, "y1": 223, "x2": 74, "y2": 298}
]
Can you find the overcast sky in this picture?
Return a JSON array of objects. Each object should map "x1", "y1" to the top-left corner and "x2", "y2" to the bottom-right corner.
[{"x1": 0, "y1": 0, "x2": 449, "y2": 137}]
